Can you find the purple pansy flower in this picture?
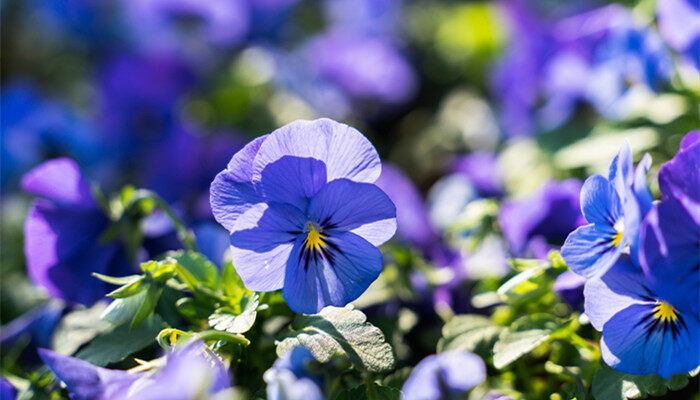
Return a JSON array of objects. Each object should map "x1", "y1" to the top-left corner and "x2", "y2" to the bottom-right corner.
[
  {"x1": 583, "y1": 132, "x2": 700, "y2": 378},
  {"x1": 0, "y1": 378, "x2": 17, "y2": 400},
  {"x1": 264, "y1": 346, "x2": 324, "y2": 400},
  {"x1": 657, "y1": 0, "x2": 700, "y2": 69},
  {"x1": 552, "y1": 270, "x2": 586, "y2": 311},
  {"x1": 210, "y1": 118, "x2": 396, "y2": 314},
  {"x1": 39, "y1": 341, "x2": 231, "y2": 400},
  {"x1": 401, "y1": 350, "x2": 486, "y2": 400},
  {"x1": 0, "y1": 301, "x2": 64, "y2": 364},
  {"x1": 451, "y1": 152, "x2": 504, "y2": 198},
  {"x1": 499, "y1": 179, "x2": 585, "y2": 258},
  {"x1": 121, "y1": 0, "x2": 249, "y2": 56},
  {"x1": 561, "y1": 142, "x2": 652, "y2": 278},
  {"x1": 22, "y1": 158, "x2": 132, "y2": 305}
]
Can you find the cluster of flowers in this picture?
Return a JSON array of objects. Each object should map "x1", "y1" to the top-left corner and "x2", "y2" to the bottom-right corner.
[{"x1": 561, "y1": 132, "x2": 699, "y2": 378}]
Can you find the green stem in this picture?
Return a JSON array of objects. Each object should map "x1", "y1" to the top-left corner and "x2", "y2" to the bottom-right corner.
[
  {"x1": 363, "y1": 373, "x2": 378, "y2": 400},
  {"x1": 132, "y1": 189, "x2": 198, "y2": 252},
  {"x1": 569, "y1": 332, "x2": 599, "y2": 355},
  {"x1": 193, "y1": 330, "x2": 250, "y2": 347}
]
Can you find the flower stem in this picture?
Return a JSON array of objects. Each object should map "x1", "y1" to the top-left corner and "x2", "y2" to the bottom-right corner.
[
  {"x1": 363, "y1": 373, "x2": 378, "y2": 400},
  {"x1": 131, "y1": 189, "x2": 198, "y2": 252}
]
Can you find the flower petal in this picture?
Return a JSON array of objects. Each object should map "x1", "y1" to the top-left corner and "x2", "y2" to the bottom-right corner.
[
  {"x1": 255, "y1": 156, "x2": 328, "y2": 210},
  {"x1": 283, "y1": 231, "x2": 383, "y2": 314},
  {"x1": 252, "y1": 118, "x2": 381, "y2": 186},
  {"x1": 402, "y1": 351, "x2": 486, "y2": 400},
  {"x1": 600, "y1": 304, "x2": 700, "y2": 378},
  {"x1": 608, "y1": 140, "x2": 633, "y2": 198},
  {"x1": 561, "y1": 223, "x2": 623, "y2": 278},
  {"x1": 21, "y1": 158, "x2": 95, "y2": 207},
  {"x1": 228, "y1": 203, "x2": 306, "y2": 292},
  {"x1": 210, "y1": 136, "x2": 268, "y2": 232},
  {"x1": 580, "y1": 174, "x2": 621, "y2": 226},
  {"x1": 307, "y1": 179, "x2": 396, "y2": 247},
  {"x1": 584, "y1": 256, "x2": 650, "y2": 330}
]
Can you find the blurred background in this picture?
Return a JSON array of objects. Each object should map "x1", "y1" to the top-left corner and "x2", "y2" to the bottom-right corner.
[{"x1": 1, "y1": 0, "x2": 698, "y2": 380}]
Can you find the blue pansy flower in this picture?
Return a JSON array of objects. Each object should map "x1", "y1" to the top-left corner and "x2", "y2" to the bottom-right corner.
[
  {"x1": 264, "y1": 346, "x2": 324, "y2": 400},
  {"x1": 0, "y1": 377, "x2": 17, "y2": 400},
  {"x1": 401, "y1": 350, "x2": 486, "y2": 400},
  {"x1": 561, "y1": 142, "x2": 652, "y2": 278},
  {"x1": 0, "y1": 301, "x2": 64, "y2": 365},
  {"x1": 39, "y1": 341, "x2": 231, "y2": 400},
  {"x1": 210, "y1": 118, "x2": 397, "y2": 314},
  {"x1": 22, "y1": 158, "x2": 132, "y2": 305},
  {"x1": 583, "y1": 133, "x2": 700, "y2": 378}
]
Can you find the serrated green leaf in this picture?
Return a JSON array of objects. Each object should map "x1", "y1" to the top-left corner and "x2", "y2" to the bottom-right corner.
[
  {"x1": 333, "y1": 384, "x2": 402, "y2": 400},
  {"x1": 276, "y1": 305, "x2": 396, "y2": 373},
  {"x1": 591, "y1": 364, "x2": 695, "y2": 400},
  {"x1": 169, "y1": 250, "x2": 220, "y2": 292},
  {"x1": 76, "y1": 315, "x2": 163, "y2": 366},
  {"x1": 437, "y1": 314, "x2": 503, "y2": 356},
  {"x1": 208, "y1": 294, "x2": 259, "y2": 334},
  {"x1": 493, "y1": 314, "x2": 560, "y2": 369}
]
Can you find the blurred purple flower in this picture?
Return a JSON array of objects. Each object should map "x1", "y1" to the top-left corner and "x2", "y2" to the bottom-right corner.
[
  {"x1": 499, "y1": 179, "x2": 585, "y2": 257},
  {"x1": 1, "y1": 81, "x2": 100, "y2": 190},
  {"x1": 121, "y1": 0, "x2": 249, "y2": 55},
  {"x1": 451, "y1": 151, "x2": 504, "y2": 198},
  {"x1": 657, "y1": 0, "x2": 700, "y2": 69},
  {"x1": 264, "y1": 347, "x2": 324, "y2": 400},
  {"x1": 95, "y1": 54, "x2": 196, "y2": 163},
  {"x1": 0, "y1": 378, "x2": 17, "y2": 400},
  {"x1": 323, "y1": 0, "x2": 404, "y2": 37},
  {"x1": 552, "y1": 271, "x2": 586, "y2": 311},
  {"x1": 306, "y1": 31, "x2": 416, "y2": 105},
  {"x1": 0, "y1": 302, "x2": 64, "y2": 365},
  {"x1": 22, "y1": 158, "x2": 132, "y2": 305},
  {"x1": 39, "y1": 341, "x2": 231, "y2": 400},
  {"x1": 402, "y1": 350, "x2": 486, "y2": 400}
]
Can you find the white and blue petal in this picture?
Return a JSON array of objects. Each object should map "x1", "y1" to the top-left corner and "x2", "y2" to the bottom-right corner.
[
  {"x1": 307, "y1": 179, "x2": 396, "y2": 247},
  {"x1": 402, "y1": 351, "x2": 486, "y2": 400},
  {"x1": 229, "y1": 203, "x2": 306, "y2": 292},
  {"x1": 580, "y1": 174, "x2": 622, "y2": 227},
  {"x1": 251, "y1": 118, "x2": 381, "y2": 186},
  {"x1": 561, "y1": 223, "x2": 624, "y2": 278}
]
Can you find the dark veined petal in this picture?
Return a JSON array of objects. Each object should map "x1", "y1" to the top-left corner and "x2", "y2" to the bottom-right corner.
[
  {"x1": 283, "y1": 231, "x2": 383, "y2": 314},
  {"x1": 210, "y1": 136, "x2": 268, "y2": 232},
  {"x1": 600, "y1": 304, "x2": 700, "y2": 378},
  {"x1": 255, "y1": 156, "x2": 328, "y2": 210},
  {"x1": 639, "y1": 201, "x2": 700, "y2": 318},
  {"x1": 21, "y1": 158, "x2": 95, "y2": 207},
  {"x1": 251, "y1": 118, "x2": 381, "y2": 186},
  {"x1": 402, "y1": 351, "x2": 486, "y2": 400},
  {"x1": 228, "y1": 203, "x2": 306, "y2": 292},
  {"x1": 583, "y1": 256, "x2": 651, "y2": 331},
  {"x1": 580, "y1": 174, "x2": 622, "y2": 226},
  {"x1": 307, "y1": 179, "x2": 396, "y2": 247},
  {"x1": 561, "y1": 223, "x2": 623, "y2": 278},
  {"x1": 39, "y1": 349, "x2": 141, "y2": 400}
]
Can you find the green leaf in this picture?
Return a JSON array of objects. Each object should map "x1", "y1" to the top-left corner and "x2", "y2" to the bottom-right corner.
[
  {"x1": 131, "y1": 284, "x2": 163, "y2": 329},
  {"x1": 76, "y1": 315, "x2": 163, "y2": 366},
  {"x1": 208, "y1": 294, "x2": 259, "y2": 334},
  {"x1": 92, "y1": 273, "x2": 142, "y2": 286},
  {"x1": 51, "y1": 302, "x2": 112, "y2": 355},
  {"x1": 107, "y1": 276, "x2": 147, "y2": 299},
  {"x1": 492, "y1": 314, "x2": 560, "y2": 369},
  {"x1": 101, "y1": 290, "x2": 147, "y2": 325},
  {"x1": 276, "y1": 305, "x2": 396, "y2": 373},
  {"x1": 437, "y1": 314, "x2": 503, "y2": 356},
  {"x1": 591, "y1": 364, "x2": 696, "y2": 400},
  {"x1": 169, "y1": 250, "x2": 220, "y2": 292},
  {"x1": 221, "y1": 262, "x2": 248, "y2": 299},
  {"x1": 333, "y1": 384, "x2": 402, "y2": 400}
]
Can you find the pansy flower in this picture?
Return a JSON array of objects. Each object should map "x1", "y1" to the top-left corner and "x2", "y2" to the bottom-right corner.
[
  {"x1": 210, "y1": 118, "x2": 396, "y2": 314},
  {"x1": 22, "y1": 158, "x2": 132, "y2": 305},
  {"x1": 401, "y1": 350, "x2": 486, "y2": 400},
  {"x1": 656, "y1": 0, "x2": 700, "y2": 69},
  {"x1": 561, "y1": 142, "x2": 652, "y2": 278},
  {"x1": 583, "y1": 133, "x2": 699, "y2": 377},
  {"x1": 39, "y1": 341, "x2": 231, "y2": 400},
  {"x1": 264, "y1": 346, "x2": 324, "y2": 400}
]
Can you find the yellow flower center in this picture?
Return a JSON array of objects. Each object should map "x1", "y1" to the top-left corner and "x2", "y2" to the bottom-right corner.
[
  {"x1": 304, "y1": 223, "x2": 326, "y2": 251},
  {"x1": 612, "y1": 220, "x2": 624, "y2": 247},
  {"x1": 653, "y1": 302, "x2": 678, "y2": 322}
]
